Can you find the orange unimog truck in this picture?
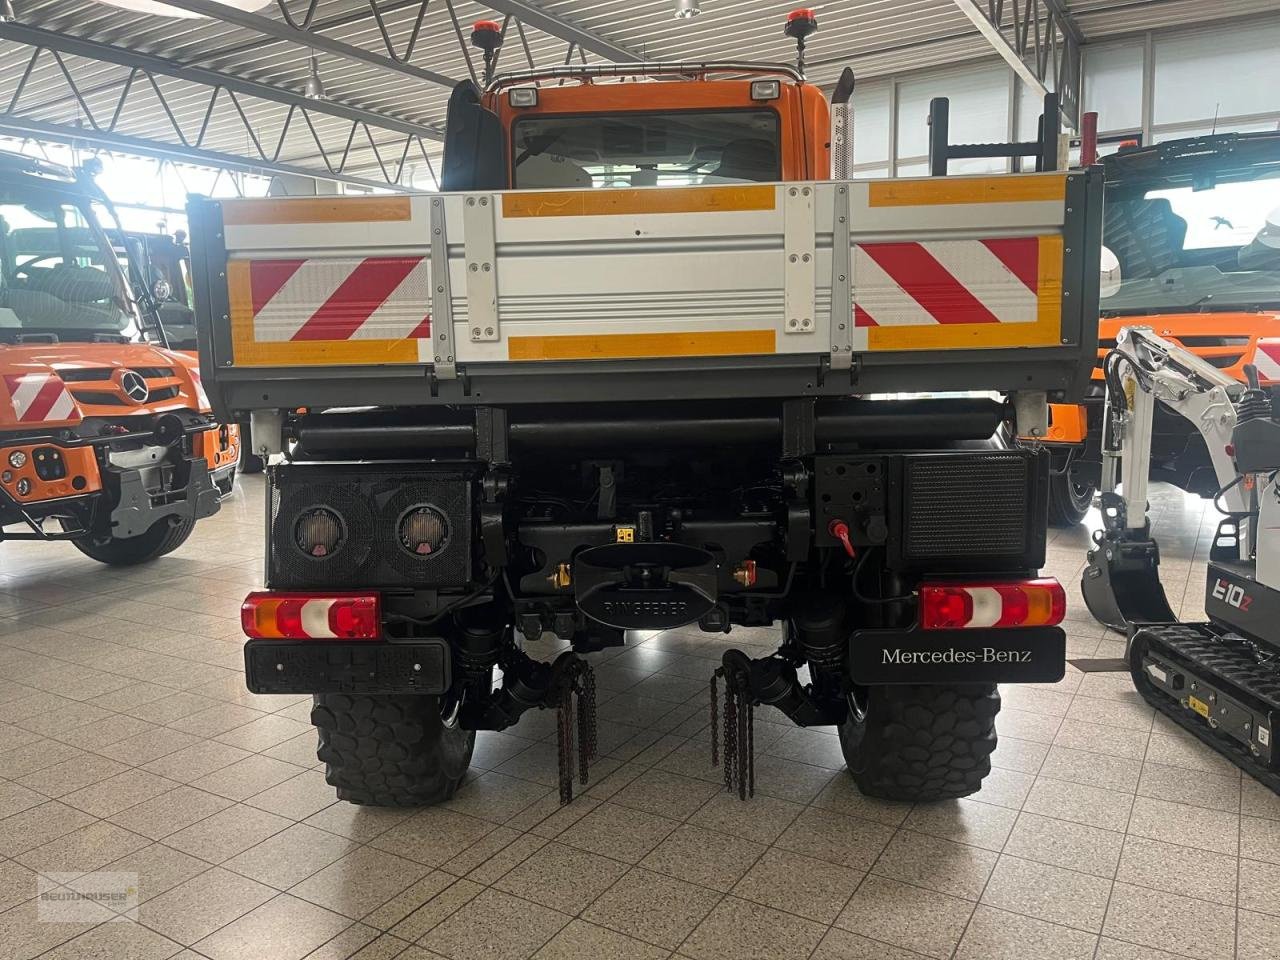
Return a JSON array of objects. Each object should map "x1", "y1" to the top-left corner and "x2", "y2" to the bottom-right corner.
[
  {"x1": 1044, "y1": 131, "x2": 1280, "y2": 524},
  {"x1": 0, "y1": 152, "x2": 238, "y2": 564},
  {"x1": 192, "y1": 12, "x2": 1104, "y2": 811}
]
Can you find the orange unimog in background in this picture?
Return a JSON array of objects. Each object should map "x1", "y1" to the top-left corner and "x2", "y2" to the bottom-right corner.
[
  {"x1": 0, "y1": 152, "x2": 238, "y2": 564},
  {"x1": 1044, "y1": 131, "x2": 1280, "y2": 523}
]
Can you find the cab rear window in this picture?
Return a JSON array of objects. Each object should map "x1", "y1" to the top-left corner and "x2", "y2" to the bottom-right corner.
[{"x1": 513, "y1": 109, "x2": 780, "y2": 189}]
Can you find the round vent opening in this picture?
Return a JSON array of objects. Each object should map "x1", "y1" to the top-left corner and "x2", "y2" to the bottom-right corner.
[
  {"x1": 294, "y1": 507, "x2": 345, "y2": 559},
  {"x1": 398, "y1": 505, "x2": 449, "y2": 558}
]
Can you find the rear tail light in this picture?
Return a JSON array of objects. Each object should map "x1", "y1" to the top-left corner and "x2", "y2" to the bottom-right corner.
[
  {"x1": 242, "y1": 592, "x2": 381, "y2": 640},
  {"x1": 920, "y1": 578, "x2": 1065, "y2": 630}
]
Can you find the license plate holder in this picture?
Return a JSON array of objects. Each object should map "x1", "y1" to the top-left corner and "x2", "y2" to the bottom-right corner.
[
  {"x1": 244, "y1": 639, "x2": 450, "y2": 695},
  {"x1": 849, "y1": 626, "x2": 1065, "y2": 684}
]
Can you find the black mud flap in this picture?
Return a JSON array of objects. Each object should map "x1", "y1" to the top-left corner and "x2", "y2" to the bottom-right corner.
[
  {"x1": 849, "y1": 626, "x2": 1066, "y2": 684},
  {"x1": 1082, "y1": 537, "x2": 1177, "y2": 633},
  {"x1": 244, "y1": 639, "x2": 450, "y2": 695},
  {"x1": 574, "y1": 542, "x2": 717, "y2": 630}
]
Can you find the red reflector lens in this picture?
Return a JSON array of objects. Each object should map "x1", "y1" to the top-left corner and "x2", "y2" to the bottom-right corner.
[
  {"x1": 921, "y1": 586, "x2": 973, "y2": 630},
  {"x1": 241, "y1": 592, "x2": 381, "y2": 640},
  {"x1": 919, "y1": 579, "x2": 1065, "y2": 630}
]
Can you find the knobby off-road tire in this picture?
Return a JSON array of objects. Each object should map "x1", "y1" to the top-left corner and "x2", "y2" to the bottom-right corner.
[
  {"x1": 312, "y1": 694, "x2": 474, "y2": 806},
  {"x1": 72, "y1": 516, "x2": 196, "y2": 566},
  {"x1": 838, "y1": 683, "x2": 1000, "y2": 801},
  {"x1": 1047, "y1": 471, "x2": 1094, "y2": 527}
]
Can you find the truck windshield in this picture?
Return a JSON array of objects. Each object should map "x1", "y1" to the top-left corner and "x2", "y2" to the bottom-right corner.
[
  {"x1": 512, "y1": 109, "x2": 780, "y2": 189},
  {"x1": 1101, "y1": 169, "x2": 1280, "y2": 314},
  {"x1": 0, "y1": 187, "x2": 133, "y2": 338}
]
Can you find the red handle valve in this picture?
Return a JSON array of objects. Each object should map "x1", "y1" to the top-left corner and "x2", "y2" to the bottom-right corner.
[{"x1": 828, "y1": 519, "x2": 855, "y2": 558}]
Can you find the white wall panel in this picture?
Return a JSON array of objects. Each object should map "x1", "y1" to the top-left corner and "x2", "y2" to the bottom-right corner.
[
  {"x1": 1083, "y1": 41, "x2": 1145, "y2": 134},
  {"x1": 1153, "y1": 19, "x2": 1280, "y2": 126}
]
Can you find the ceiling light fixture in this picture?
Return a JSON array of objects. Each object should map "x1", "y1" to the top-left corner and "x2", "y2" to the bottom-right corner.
[
  {"x1": 674, "y1": 0, "x2": 701, "y2": 19},
  {"x1": 304, "y1": 55, "x2": 327, "y2": 101},
  {"x1": 92, "y1": 0, "x2": 270, "y2": 19},
  {"x1": 0, "y1": 0, "x2": 16, "y2": 22}
]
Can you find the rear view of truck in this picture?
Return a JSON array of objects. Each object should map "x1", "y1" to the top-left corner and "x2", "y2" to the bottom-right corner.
[{"x1": 192, "y1": 25, "x2": 1102, "y2": 808}]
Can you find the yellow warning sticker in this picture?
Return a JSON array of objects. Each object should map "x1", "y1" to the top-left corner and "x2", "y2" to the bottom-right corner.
[{"x1": 1188, "y1": 695, "x2": 1211, "y2": 720}]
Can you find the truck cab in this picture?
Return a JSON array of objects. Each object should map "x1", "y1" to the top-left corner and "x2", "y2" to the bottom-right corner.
[{"x1": 0, "y1": 151, "x2": 238, "y2": 564}]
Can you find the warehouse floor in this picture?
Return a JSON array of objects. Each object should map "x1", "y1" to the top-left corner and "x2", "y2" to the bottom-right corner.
[{"x1": 1, "y1": 476, "x2": 1277, "y2": 960}]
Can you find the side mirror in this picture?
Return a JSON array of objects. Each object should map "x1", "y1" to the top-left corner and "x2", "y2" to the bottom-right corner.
[{"x1": 441, "y1": 81, "x2": 509, "y2": 192}]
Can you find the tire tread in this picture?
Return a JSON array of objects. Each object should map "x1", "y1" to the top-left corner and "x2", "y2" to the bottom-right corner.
[
  {"x1": 839, "y1": 683, "x2": 1000, "y2": 801},
  {"x1": 312, "y1": 693, "x2": 473, "y2": 807}
]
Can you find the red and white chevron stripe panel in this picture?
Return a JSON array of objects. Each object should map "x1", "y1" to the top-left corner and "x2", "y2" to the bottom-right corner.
[
  {"x1": 248, "y1": 256, "x2": 432, "y2": 342},
  {"x1": 1255, "y1": 339, "x2": 1280, "y2": 385},
  {"x1": 854, "y1": 238, "x2": 1041, "y2": 328},
  {"x1": 4, "y1": 372, "x2": 77, "y2": 424},
  {"x1": 188, "y1": 367, "x2": 211, "y2": 409}
]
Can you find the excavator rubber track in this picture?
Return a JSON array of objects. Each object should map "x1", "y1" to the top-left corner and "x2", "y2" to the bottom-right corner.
[{"x1": 1130, "y1": 622, "x2": 1280, "y2": 793}]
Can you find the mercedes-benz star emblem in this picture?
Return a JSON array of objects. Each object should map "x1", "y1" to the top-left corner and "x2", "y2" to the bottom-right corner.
[{"x1": 120, "y1": 370, "x2": 150, "y2": 404}]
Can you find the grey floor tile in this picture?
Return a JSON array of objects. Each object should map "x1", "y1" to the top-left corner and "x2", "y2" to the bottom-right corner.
[
  {"x1": 870, "y1": 829, "x2": 997, "y2": 900},
  {"x1": 1237, "y1": 908, "x2": 1280, "y2": 960},
  {"x1": 369, "y1": 807, "x2": 497, "y2": 868},
  {"x1": 493, "y1": 840, "x2": 628, "y2": 914},
  {"x1": 835, "y1": 875, "x2": 974, "y2": 959},
  {"x1": 687, "y1": 789, "x2": 805, "y2": 844},
  {"x1": 980, "y1": 854, "x2": 1112, "y2": 932},
  {"x1": 106, "y1": 785, "x2": 234, "y2": 840},
  {"x1": 39, "y1": 919, "x2": 186, "y2": 960},
  {"x1": 1241, "y1": 814, "x2": 1280, "y2": 865},
  {"x1": 955, "y1": 905, "x2": 1097, "y2": 959},
  {"x1": 194, "y1": 893, "x2": 353, "y2": 960},
  {"x1": 1135, "y1": 760, "x2": 1241, "y2": 813},
  {"x1": 1094, "y1": 939, "x2": 1192, "y2": 960},
  {"x1": 139, "y1": 866, "x2": 276, "y2": 945},
  {"x1": 988, "y1": 735, "x2": 1051, "y2": 775},
  {"x1": 0, "y1": 858, "x2": 37, "y2": 913},
  {"x1": 1115, "y1": 835, "x2": 1237, "y2": 907},
  {"x1": 732, "y1": 846, "x2": 863, "y2": 924},
  {"x1": 810, "y1": 777, "x2": 912, "y2": 828},
  {"x1": 1102, "y1": 881, "x2": 1235, "y2": 960},
  {"x1": 162, "y1": 803, "x2": 292, "y2": 864},
  {"x1": 94, "y1": 842, "x2": 210, "y2": 904},
  {"x1": 1002, "y1": 811, "x2": 1123, "y2": 879},
  {"x1": 1127, "y1": 796, "x2": 1239, "y2": 856},
  {"x1": 1023, "y1": 777, "x2": 1134, "y2": 832},
  {"x1": 222, "y1": 822, "x2": 356, "y2": 890},
  {"x1": 776, "y1": 806, "x2": 896, "y2": 871},
  {"x1": 902, "y1": 797, "x2": 1018, "y2": 852},
  {"x1": 581, "y1": 866, "x2": 720, "y2": 950},
  {"x1": 291, "y1": 846, "x2": 430, "y2": 920},
  {"x1": 639, "y1": 822, "x2": 764, "y2": 892},
  {"x1": 16, "y1": 820, "x2": 151, "y2": 876},
  {"x1": 557, "y1": 801, "x2": 679, "y2": 864},
  {"x1": 0, "y1": 800, "x2": 98, "y2": 858},
  {"x1": 533, "y1": 920, "x2": 669, "y2": 960},
  {"x1": 609, "y1": 767, "x2": 721, "y2": 820},
  {"x1": 1239, "y1": 857, "x2": 1280, "y2": 917},
  {"x1": 1037, "y1": 746, "x2": 1141, "y2": 793},
  {"x1": 681, "y1": 895, "x2": 826, "y2": 960},
  {"x1": 1052, "y1": 720, "x2": 1150, "y2": 761},
  {"x1": 1242, "y1": 778, "x2": 1280, "y2": 821},
  {"x1": 812, "y1": 927, "x2": 934, "y2": 959},
  {"x1": 420, "y1": 887, "x2": 569, "y2": 960}
]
